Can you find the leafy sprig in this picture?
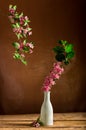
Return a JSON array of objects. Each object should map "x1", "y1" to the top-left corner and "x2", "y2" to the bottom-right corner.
[
  {"x1": 9, "y1": 5, "x2": 34, "y2": 65},
  {"x1": 53, "y1": 40, "x2": 75, "y2": 65}
]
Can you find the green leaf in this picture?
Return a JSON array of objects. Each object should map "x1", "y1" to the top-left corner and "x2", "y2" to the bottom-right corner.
[
  {"x1": 53, "y1": 46, "x2": 65, "y2": 53},
  {"x1": 23, "y1": 40, "x2": 27, "y2": 45},
  {"x1": 23, "y1": 33, "x2": 27, "y2": 38},
  {"x1": 13, "y1": 52, "x2": 20, "y2": 59},
  {"x1": 53, "y1": 40, "x2": 75, "y2": 65},
  {"x1": 15, "y1": 12, "x2": 19, "y2": 19},
  {"x1": 13, "y1": 5, "x2": 17, "y2": 10},
  {"x1": 55, "y1": 53, "x2": 65, "y2": 62},
  {"x1": 16, "y1": 23, "x2": 20, "y2": 27},
  {"x1": 25, "y1": 19, "x2": 30, "y2": 23},
  {"x1": 64, "y1": 60, "x2": 69, "y2": 65},
  {"x1": 37, "y1": 118, "x2": 44, "y2": 126},
  {"x1": 65, "y1": 44, "x2": 73, "y2": 53},
  {"x1": 23, "y1": 46, "x2": 29, "y2": 52},
  {"x1": 19, "y1": 12, "x2": 23, "y2": 18},
  {"x1": 16, "y1": 33, "x2": 23, "y2": 40},
  {"x1": 24, "y1": 21, "x2": 28, "y2": 26},
  {"x1": 9, "y1": 5, "x2": 12, "y2": 9},
  {"x1": 21, "y1": 58, "x2": 27, "y2": 65},
  {"x1": 66, "y1": 51, "x2": 75, "y2": 59},
  {"x1": 39, "y1": 121, "x2": 44, "y2": 126},
  {"x1": 13, "y1": 52, "x2": 27, "y2": 65},
  {"x1": 28, "y1": 27, "x2": 32, "y2": 31},
  {"x1": 30, "y1": 42, "x2": 35, "y2": 46},
  {"x1": 58, "y1": 40, "x2": 68, "y2": 45},
  {"x1": 27, "y1": 19, "x2": 30, "y2": 23},
  {"x1": 12, "y1": 24, "x2": 16, "y2": 28},
  {"x1": 12, "y1": 42, "x2": 20, "y2": 49}
]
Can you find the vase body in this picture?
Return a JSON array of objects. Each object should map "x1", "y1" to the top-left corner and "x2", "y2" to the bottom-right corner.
[{"x1": 40, "y1": 91, "x2": 53, "y2": 126}]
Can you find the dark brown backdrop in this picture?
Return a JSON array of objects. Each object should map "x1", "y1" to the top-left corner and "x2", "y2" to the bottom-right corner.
[{"x1": 0, "y1": 0, "x2": 86, "y2": 114}]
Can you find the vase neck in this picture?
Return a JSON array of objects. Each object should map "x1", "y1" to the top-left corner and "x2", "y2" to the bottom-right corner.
[{"x1": 44, "y1": 91, "x2": 50, "y2": 101}]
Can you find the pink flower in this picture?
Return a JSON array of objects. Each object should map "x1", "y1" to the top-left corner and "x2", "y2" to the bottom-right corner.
[
  {"x1": 50, "y1": 72, "x2": 55, "y2": 79},
  {"x1": 42, "y1": 62, "x2": 64, "y2": 92},
  {"x1": 42, "y1": 86, "x2": 51, "y2": 92},
  {"x1": 24, "y1": 16, "x2": 29, "y2": 20},
  {"x1": 28, "y1": 31, "x2": 32, "y2": 36},
  {"x1": 32, "y1": 121, "x2": 40, "y2": 127},
  {"x1": 54, "y1": 68, "x2": 62, "y2": 75},
  {"x1": 54, "y1": 74, "x2": 60, "y2": 79},
  {"x1": 29, "y1": 49, "x2": 33, "y2": 54},
  {"x1": 50, "y1": 72, "x2": 59, "y2": 79},
  {"x1": 43, "y1": 77, "x2": 51, "y2": 87},
  {"x1": 13, "y1": 27, "x2": 23, "y2": 34},
  {"x1": 21, "y1": 54, "x2": 25, "y2": 58},
  {"x1": 19, "y1": 16, "x2": 25, "y2": 25},
  {"x1": 61, "y1": 67, "x2": 64, "y2": 73},
  {"x1": 23, "y1": 29, "x2": 28, "y2": 35},
  {"x1": 19, "y1": 43, "x2": 24, "y2": 50},
  {"x1": 9, "y1": 8, "x2": 15, "y2": 15},
  {"x1": 27, "y1": 43, "x2": 34, "y2": 49},
  {"x1": 53, "y1": 62, "x2": 61, "y2": 67},
  {"x1": 53, "y1": 62, "x2": 64, "y2": 75},
  {"x1": 49, "y1": 78, "x2": 55, "y2": 85}
]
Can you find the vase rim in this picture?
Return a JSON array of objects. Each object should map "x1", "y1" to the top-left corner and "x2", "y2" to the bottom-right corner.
[{"x1": 44, "y1": 91, "x2": 51, "y2": 93}]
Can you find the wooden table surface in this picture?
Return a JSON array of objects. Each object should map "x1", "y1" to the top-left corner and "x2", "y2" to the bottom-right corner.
[{"x1": 0, "y1": 113, "x2": 86, "y2": 130}]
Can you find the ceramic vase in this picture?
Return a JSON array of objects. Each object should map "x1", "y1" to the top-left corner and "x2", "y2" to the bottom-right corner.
[{"x1": 40, "y1": 91, "x2": 53, "y2": 126}]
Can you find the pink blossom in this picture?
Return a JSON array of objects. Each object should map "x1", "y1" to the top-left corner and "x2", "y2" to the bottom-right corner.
[
  {"x1": 61, "y1": 67, "x2": 64, "y2": 73},
  {"x1": 53, "y1": 67, "x2": 62, "y2": 75},
  {"x1": 49, "y1": 78, "x2": 55, "y2": 85},
  {"x1": 26, "y1": 42, "x2": 30, "y2": 46},
  {"x1": 23, "y1": 29, "x2": 28, "y2": 35},
  {"x1": 24, "y1": 16, "x2": 29, "y2": 20},
  {"x1": 43, "y1": 77, "x2": 51, "y2": 87},
  {"x1": 50, "y1": 72, "x2": 59, "y2": 79},
  {"x1": 21, "y1": 54, "x2": 25, "y2": 58},
  {"x1": 42, "y1": 86, "x2": 51, "y2": 92},
  {"x1": 54, "y1": 74, "x2": 60, "y2": 79},
  {"x1": 29, "y1": 49, "x2": 33, "y2": 54},
  {"x1": 53, "y1": 62, "x2": 64, "y2": 75},
  {"x1": 13, "y1": 27, "x2": 23, "y2": 34},
  {"x1": 27, "y1": 43, "x2": 34, "y2": 49},
  {"x1": 19, "y1": 43, "x2": 24, "y2": 50},
  {"x1": 28, "y1": 31, "x2": 32, "y2": 36},
  {"x1": 32, "y1": 121, "x2": 40, "y2": 127},
  {"x1": 53, "y1": 62, "x2": 61, "y2": 67},
  {"x1": 19, "y1": 16, "x2": 25, "y2": 25},
  {"x1": 42, "y1": 62, "x2": 64, "y2": 92},
  {"x1": 9, "y1": 8, "x2": 15, "y2": 15}
]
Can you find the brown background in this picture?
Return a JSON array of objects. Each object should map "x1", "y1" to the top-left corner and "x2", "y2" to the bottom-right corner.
[{"x1": 0, "y1": 0, "x2": 86, "y2": 114}]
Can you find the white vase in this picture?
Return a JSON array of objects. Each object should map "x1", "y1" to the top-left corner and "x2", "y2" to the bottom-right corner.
[{"x1": 40, "y1": 91, "x2": 53, "y2": 126}]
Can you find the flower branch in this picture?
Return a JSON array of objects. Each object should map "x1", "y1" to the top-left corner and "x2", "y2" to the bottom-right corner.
[
  {"x1": 8, "y1": 5, "x2": 34, "y2": 65},
  {"x1": 31, "y1": 40, "x2": 75, "y2": 127}
]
